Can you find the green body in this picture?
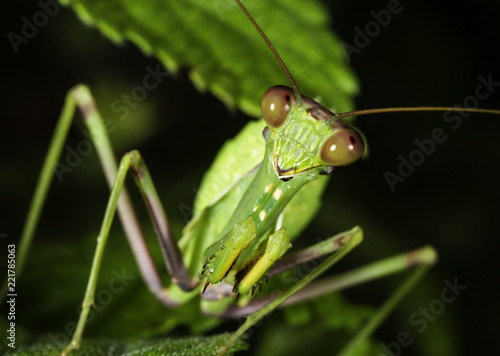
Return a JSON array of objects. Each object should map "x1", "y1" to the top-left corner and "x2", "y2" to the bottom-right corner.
[{"x1": 174, "y1": 116, "x2": 329, "y2": 304}]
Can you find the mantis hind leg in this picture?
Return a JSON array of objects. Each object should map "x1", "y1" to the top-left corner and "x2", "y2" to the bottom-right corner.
[
  {"x1": 10, "y1": 85, "x2": 198, "y2": 355},
  {"x1": 61, "y1": 148, "x2": 191, "y2": 355}
]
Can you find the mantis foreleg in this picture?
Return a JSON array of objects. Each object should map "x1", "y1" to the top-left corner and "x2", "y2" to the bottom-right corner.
[
  {"x1": 216, "y1": 227, "x2": 364, "y2": 355},
  {"x1": 216, "y1": 229, "x2": 437, "y2": 355}
]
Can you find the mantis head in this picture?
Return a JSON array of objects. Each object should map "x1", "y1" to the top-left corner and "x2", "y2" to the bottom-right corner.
[{"x1": 261, "y1": 85, "x2": 365, "y2": 178}]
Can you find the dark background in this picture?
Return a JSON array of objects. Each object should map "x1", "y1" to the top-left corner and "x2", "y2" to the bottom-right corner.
[{"x1": 2, "y1": 0, "x2": 500, "y2": 355}]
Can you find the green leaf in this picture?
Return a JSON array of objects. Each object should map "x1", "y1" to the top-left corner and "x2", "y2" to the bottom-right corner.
[
  {"x1": 1, "y1": 333, "x2": 247, "y2": 356},
  {"x1": 59, "y1": 0, "x2": 358, "y2": 117}
]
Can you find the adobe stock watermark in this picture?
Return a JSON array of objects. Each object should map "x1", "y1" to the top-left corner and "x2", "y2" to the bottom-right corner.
[
  {"x1": 38, "y1": 267, "x2": 135, "y2": 352},
  {"x1": 384, "y1": 74, "x2": 500, "y2": 192},
  {"x1": 54, "y1": 63, "x2": 170, "y2": 182},
  {"x1": 7, "y1": 0, "x2": 59, "y2": 54},
  {"x1": 379, "y1": 277, "x2": 467, "y2": 356},
  {"x1": 342, "y1": 0, "x2": 410, "y2": 63}
]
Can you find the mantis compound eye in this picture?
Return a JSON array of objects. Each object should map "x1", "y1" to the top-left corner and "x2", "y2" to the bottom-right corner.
[
  {"x1": 261, "y1": 85, "x2": 294, "y2": 129},
  {"x1": 319, "y1": 127, "x2": 365, "y2": 167}
]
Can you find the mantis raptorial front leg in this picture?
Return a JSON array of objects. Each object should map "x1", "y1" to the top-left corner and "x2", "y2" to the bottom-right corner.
[
  {"x1": 215, "y1": 230, "x2": 437, "y2": 355},
  {"x1": 201, "y1": 215, "x2": 292, "y2": 297}
]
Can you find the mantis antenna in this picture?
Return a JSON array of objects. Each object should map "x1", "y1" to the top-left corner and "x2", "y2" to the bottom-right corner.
[
  {"x1": 235, "y1": 0, "x2": 500, "y2": 118},
  {"x1": 235, "y1": 0, "x2": 303, "y2": 105},
  {"x1": 335, "y1": 106, "x2": 500, "y2": 119}
]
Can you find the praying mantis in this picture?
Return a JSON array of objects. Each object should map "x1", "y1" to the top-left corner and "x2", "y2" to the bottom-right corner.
[{"x1": 4, "y1": 0, "x2": 500, "y2": 355}]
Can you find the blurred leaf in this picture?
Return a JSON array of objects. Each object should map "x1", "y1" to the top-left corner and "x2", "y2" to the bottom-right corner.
[
  {"x1": 282, "y1": 293, "x2": 374, "y2": 331},
  {"x1": 253, "y1": 303, "x2": 380, "y2": 356}
]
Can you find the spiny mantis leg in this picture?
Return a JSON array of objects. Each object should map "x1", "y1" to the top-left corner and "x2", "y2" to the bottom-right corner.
[
  {"x1": 216, "y1": 228, "x2": 436, "y2": 355},
  {"x1": 206, "y1": 226, "x2": 435, "y2": 316},
  {"x1": 201, "y1": 227, "x2": 356, "y2": 301},
  {"x1": 216, "y1": 227, "x2": 364, "y2": 355}
]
